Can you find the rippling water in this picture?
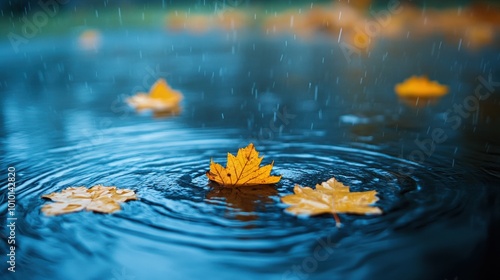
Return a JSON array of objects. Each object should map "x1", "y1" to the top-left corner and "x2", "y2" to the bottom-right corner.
[{"x1": 1, "y1": 30, "x2": 500, "y2": 280}]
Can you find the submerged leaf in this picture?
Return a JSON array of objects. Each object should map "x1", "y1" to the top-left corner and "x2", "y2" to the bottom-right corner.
[
  {"x1": 206, "y1": 143, "x2": 281, "y2": 187},
  {"x1": 127, "y1": 78, "x2": 183, "y2": 113},
  {"x1": 41, "y1": 185, "x2": 137, "y2": 216},
  {"x1": 281, "y1": 177, "x2": 381, "y2": 226}
]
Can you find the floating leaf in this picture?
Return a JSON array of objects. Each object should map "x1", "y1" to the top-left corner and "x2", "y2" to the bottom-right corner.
[
  {"x1": 206, "y1": 143, "x2": 281, "y2": 187},
  {"x1": 41, "y1": 185, "x2": 137, "y2": 216},
  {"x1": 281, "y1": 177, "x2": 381, "y2": 226},
  {"x1": 127, "y1": 78, "x2": 183, "y2": 114},
  {"x1": 395, "y1": 76, "x2": 449, "y2": 107},
  {"x1": 395, "y1": 76, "x2": 449, "y2": 98}
]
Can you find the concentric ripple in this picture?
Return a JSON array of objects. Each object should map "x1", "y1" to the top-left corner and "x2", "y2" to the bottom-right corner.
[{"x1": 1, "y1": 119, "x2": 478, "y2": 280}]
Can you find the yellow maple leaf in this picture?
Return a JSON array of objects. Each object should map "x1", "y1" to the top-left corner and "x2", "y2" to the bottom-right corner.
[
  {"x1": 395, "y1": 76, "x2": 449, "y2": 98},
  {"x1": 41, "y1": 185, "x2": 137, "y2": 216},
  {"x1": 206, "y1": 143, "x2": 281, "y2": 187},
  {"x1": 126, "y1": 78, "x2": 183, "y2": 113},
  {"x1": 281, "y1": 177, "x2": 381, "y2": 226}
]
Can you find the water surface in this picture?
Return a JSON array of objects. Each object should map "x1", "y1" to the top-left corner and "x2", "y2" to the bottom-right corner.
[{"x1": 1, "y1": 30, "x2": 500, "y2": 280}]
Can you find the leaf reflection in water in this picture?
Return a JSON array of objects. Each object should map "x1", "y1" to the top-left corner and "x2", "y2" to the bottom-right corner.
[{"x1": 206, "y1": 183, "x2": 278, "y2": 222}]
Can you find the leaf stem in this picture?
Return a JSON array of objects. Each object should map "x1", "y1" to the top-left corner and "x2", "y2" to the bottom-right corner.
[{"x1": 333, "y1": 213, "x2": 341, "y2": 228}]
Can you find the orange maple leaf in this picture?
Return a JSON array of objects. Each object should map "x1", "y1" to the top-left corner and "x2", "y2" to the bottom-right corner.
[
  {"x1": 41, "y1": 185, "x2": 137, "y2": 215},
  {"x1": 281, "y1": 177, "x2": 381, "y2": 226},
  {"x1": 206, "y1": 143, "x2": 281, "y2": 187},
  {"x1": 395, "y1": 76, "x2": 449, "y2": 98},
  {"x1": 126, "y1": 78, "x2": 183, "y2": 113}
]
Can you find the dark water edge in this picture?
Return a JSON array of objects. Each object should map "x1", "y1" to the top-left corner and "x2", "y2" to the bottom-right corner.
[{"x1": 0, "y1": 29, "x2": 499, "y2": 280}]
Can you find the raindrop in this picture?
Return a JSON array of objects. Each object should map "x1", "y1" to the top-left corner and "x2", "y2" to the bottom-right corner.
[{"x1": 118, "y1": 7, "x2": 122, "y2": 25}]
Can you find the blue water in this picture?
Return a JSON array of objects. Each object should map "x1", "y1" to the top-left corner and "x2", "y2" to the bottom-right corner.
[{"x1": 1, "y1": 30, "x2": 500, "y2": 280}]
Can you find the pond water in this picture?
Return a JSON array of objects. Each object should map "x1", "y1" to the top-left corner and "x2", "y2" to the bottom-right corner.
[{"x1": 1, "y1": 30, "x2": 500, "y2": 280}]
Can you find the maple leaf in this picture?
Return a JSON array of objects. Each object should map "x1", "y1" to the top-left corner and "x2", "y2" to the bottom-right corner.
[
  {"x1": 41, "y1": 185, "x2": 137, "y2": 216},
  {"x1": 126, "y1": 78, "x2": 183, "y2": 113},
  {"x1": 394, "y1": 76, "x2": 449, "y2": 107},
  {"x1": 395, "y1": 76, "x2": 449, "y2": 98},
  {"x1": 281, "y1": 177, "x2": 381, "y2": 226},
  {"x1": 206, "y1": 143, "x2": 281, "y2": 187}
]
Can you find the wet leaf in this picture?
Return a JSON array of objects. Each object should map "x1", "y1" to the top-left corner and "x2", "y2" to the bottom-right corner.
[
  {"x1": 127, "y1": 78, "x2": 183, "y2": 114},
  {"x1": 41, "y1": 185, "x2": 137, "y2": 216},
  {"x1": 281, "y1": 177, "x2": 381, "y2": 226},
  {"x1": 395, "y1": 76, "x2": 449, "y2": 98},
  {"x1": 206, "y1": 143, "x2": 281, "y2": 187}
]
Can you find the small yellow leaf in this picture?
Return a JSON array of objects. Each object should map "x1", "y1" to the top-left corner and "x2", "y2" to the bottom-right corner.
[
  {"x1": 395, "y1": 76, "x2": 449, "y2": 98},
  {"x1": 41, "y1": 185, "x2": 137, "y2": 216},
  {"x1": 281, "y1": 177, "x2": 382, "y2": 225},
  {"x1": 126, "y1": 78, "x2": 183, "y2": 113},
  {"x1": 206, "y1": 143, "x2": 281, "y2": 187}
]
